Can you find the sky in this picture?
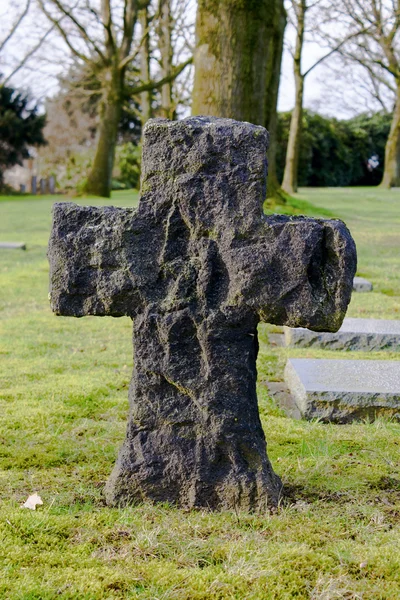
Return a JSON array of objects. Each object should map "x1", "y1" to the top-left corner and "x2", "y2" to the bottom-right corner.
[{"x1": 0, "y1": 0, "x2": 382, "y2": 120}]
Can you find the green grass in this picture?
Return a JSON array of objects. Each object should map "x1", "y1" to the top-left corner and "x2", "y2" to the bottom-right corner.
[{"x1": 0, "y1": 187, "x2": 399, "y2": 599}]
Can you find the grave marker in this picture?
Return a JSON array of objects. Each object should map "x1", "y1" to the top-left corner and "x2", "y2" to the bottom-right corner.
[
  {"x1": 49, "y1": 176, "x2": 56, "y2": 194},
  {"x1": 285, "y1": 358, "x2": 400, "y2": 423},
  {"x1": 40, "y1": 178, "x2": 47, "y2": 195},
  {"x1": 284, "y1": 317, "x2": 400, "y2": 351},
  {"x1": 353, "y1": 276, "x2": 373, "y2": 292},
  {"x1": 48, "y1": 117, "x2": 357, "y2": 511},
  {"x1": 0, "y1": 242, "x2": 26, "y2": 250}
]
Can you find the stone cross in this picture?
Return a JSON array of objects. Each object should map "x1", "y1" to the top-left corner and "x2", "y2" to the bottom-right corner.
[{"x1": 48, "y1": 117, "x2": 356, "y2": 512}]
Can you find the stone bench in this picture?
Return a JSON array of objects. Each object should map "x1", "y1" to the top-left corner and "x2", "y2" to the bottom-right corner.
[
  {"x1": 284, "y1": 358, "x2": 400, "y2": 423},
  {"x1": 284, "y1": 318, "x2": 400, "y2": 351}
]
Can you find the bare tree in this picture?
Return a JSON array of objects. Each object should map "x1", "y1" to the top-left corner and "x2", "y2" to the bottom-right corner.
[
  {"x1": 326, "y1": 0, "x2": 400, "y2": 188},
  {"x1": 0, "y1": 0, "x2": 54, "y2": 87},
  {"x1": 157, "y1": 0, "x2": 174, "y2": 118},
  {"x1": 0, "y1": 0, "x2": 31, "y2": 55},
  {"x1": 281, "y1": 0, "x2": 357, "y2": 194},
  {"x1": 139, "y1": 3, "x2": 152, "y2": 124},
  {"x1": 281, "y1": 0, "x2": 306, "y2": 194},
  {"x1": 153, "y1": 0, "x2": 194, "y2": 120},
  {"x1": 37, "y1": 0, "x2": 192, "y2": 197}
]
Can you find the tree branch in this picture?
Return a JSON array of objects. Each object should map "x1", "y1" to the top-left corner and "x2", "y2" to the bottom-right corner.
[
  {"x1": 121, "y1": 0, "x2": 140, "y2": 59},
  {"x1": 2, "y1": 24, "x2": 55, "y2": 87},
  {"x1": 0, "y1": 0, "x2": 31, "y2": 53},
  {"x1": 37, "y1": 0, "x2": 91, "y2": 64},
  {"x1": 101, "y1": 0, "x2": 115, "y2": 58},
  {"x1": 304, "y1": 25, "x2": 374, "y2": 77},
  {"x1": 47, "y1": 0, "x2": 107, "y2": 62},
  {"x1": 127, "y1": 56, "x2": 192, "y2": 95},
  {"x1": 119, "y1": 11, "x2": 152, "y2": 70}
]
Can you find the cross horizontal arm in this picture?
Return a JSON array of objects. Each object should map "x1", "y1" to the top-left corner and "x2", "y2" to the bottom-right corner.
[
  {"x1": 48, "y1": 202, "x2": 145, "y2": 317},
  {"x1": 230, "y1": 215, "x2": 357, "y2": 332}
]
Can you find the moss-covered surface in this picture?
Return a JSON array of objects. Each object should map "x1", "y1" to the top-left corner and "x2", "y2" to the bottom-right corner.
[{"x1": 0, "y1": 188, "x2": 399, "y2": 598}]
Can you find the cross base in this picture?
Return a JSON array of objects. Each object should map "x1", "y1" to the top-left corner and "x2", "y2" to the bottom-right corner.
[{"x1": 105, "y1": 308, "x2": 282, "y2": 511}]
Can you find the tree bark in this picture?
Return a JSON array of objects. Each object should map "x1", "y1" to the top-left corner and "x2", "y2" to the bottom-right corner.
[
  {"x1": 282, "y1": 0, "x2": 306, "y2": 195},
  {"x1": 85, "y1": 67, "x2": 123, "y2": 198},
  {"x1": 158, "y1": 0, "x2": 174, "y2": 119},
  {"x1": 139, "y1": 6, "x2": 152, "y2": 125},
  {"x1": 282, "y1": 72, "x2": 304, "y2": 194},
  {"x1": 380, "y1": 86, "x2": 400, "y2": 188},
  {"x1": 192, "y1": 0, "x2": 278, "y2": 125}
]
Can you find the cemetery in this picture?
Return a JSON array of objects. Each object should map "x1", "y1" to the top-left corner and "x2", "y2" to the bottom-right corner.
[
  {"x1": 1, "y1": 0, "x2": 400, "y2": 598},
  {"x1": 1, "y1": 175, "x2": 399, "y2": 598}
]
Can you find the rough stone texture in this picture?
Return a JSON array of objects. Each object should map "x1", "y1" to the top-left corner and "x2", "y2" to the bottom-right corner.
[
  {"x1": 48, "y1": 116, "x2": 357, "y2": 511},
  {"x1": 284, "y1": 318, "x2": 400, "y2": 351},
  {"x1": 353, "y1": 276, "x2": 373, "y2": 292},
  {"x1": 0, "y1": 242, "x2": 26, "y2": 250},
  {"x1": 285, "y1": 358, "x2": 400, "y2": 423}
]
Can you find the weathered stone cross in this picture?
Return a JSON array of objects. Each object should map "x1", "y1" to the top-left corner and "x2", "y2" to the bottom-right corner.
[{"x1": 48, "y1": 117, "x2": 356, "y2": 512}]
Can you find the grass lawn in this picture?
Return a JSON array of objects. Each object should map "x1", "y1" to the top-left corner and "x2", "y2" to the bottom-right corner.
[{"x1": 0, "y1": 187, "x2": 399, "y2": 599}]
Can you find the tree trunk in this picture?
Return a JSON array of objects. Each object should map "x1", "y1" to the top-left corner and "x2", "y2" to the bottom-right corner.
[
  {"x1": 158, "y1": 0, "x2": 174, "y2": 119},
  {"x1": 282, "y1": 0, "x2": 306, "y2": 195},
  {"x1": 192, "y1": 0, "x2": 278, "y2": 125},
  {"x1": 265, "y1": 0, "x2": 286, "y2": 199},
  {"x1": 282, "y1": 72, "x2": 304, "y2": 194},
  {"x1": 85, "y1": 68, "x2": 123, "y2": 198},
  {"x1": 380, "y1": 86, "x2": 400, "y2": 188},
  {"x1": 139, "y1": 6, "x2": 152, "y2": 124}
]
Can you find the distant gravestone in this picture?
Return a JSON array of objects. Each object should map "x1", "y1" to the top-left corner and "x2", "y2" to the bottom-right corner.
[
  {"x1": 49, "y1": 176, "x2": 56, "y2": 194},
  {"x1": 0, "y1": 242, "x2": 26, "y2": 250},
  {"x1": 31, "y1": 176, "x2": 37, "y2": 195},
  {"x1": 285, "y1": 358, "x2": 400, "y2": 423},
  {"x1": 20, "y1": 184, "x2": 26, "y2": 193},
  {"x1": 284, "y1": 318, "x2": 400, "y2": 351},
  {"x1": 48, "y1": 117, "x2": 356, "y2": 511},
  {"x1": 40, "y1": 178, "x2": 47, "y2": 195},
  {"x1": 353, "y1": 276, "x2": 373, "y2": 292}
]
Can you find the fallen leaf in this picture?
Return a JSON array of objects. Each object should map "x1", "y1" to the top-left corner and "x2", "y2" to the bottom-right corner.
[{"x1": 21, "y1": 493, "x2": 43, "y2": 510}]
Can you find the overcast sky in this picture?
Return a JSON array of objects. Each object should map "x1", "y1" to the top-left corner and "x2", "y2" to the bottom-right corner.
[{"x1": 0, "y1": 0, "x2": 378, "y2": 120}]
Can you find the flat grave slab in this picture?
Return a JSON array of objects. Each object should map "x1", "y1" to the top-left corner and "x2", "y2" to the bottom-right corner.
[
  {"x1": 0, "y1": 242, "x2": 26, "y2": 250},
  {"x1": 284, "y1": 318, "x2": 400, "y2": 351},
  {"x1": 284, "y1": 358, "x2": 400, "y2": 423},
  {"x1": 353, "y1": 276, "x2": 373, "y2": 292}
]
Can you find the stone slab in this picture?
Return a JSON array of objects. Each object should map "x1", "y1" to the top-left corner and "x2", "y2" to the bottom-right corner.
[
  {"x1": 268, "y1": 333, "x2": 285, "y2": 347},
  {"x1": 284, "y1": 318, "x2": 400, "y2": 351},
  {"x1": 265, "y1": 382, "x2": 301, "y2": 420},
  {"x1": 284, "y1": 358, "x2": 400, "y2": 423},
  {"x1": 0, "y1": 242, "x2": 26, "y2": 250},
  {"x1": 353, "y1": 276, "x2": 373, "y2": 292}
]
